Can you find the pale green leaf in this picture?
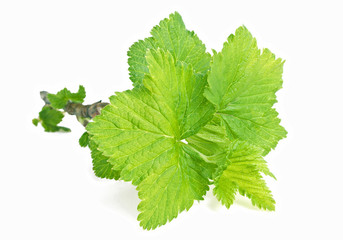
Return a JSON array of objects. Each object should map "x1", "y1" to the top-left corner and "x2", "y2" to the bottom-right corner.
[
  {"x1": 204, "y1": 26, "x2": 287, "y2": 154},
  {"x1": 150, "y1": 12, "x2": 211, "y2": 75},
  {"x1": 213, "y1": 140, "x2": 275, "y2": 210},
  {"x1": 213, "y1": 173, "x2": 238, "y2": 209},
  {"x1": 144, "y1": 49, "x2": 215, "y2": 139},
  {"x1": 186, "y1": 116, "x2": 229, "y2": 163},
  {"x1": 137, "y1": 143, "x2": 213, "y2": 230},
  {"x1": 87, "y1": 49, "x2": 215, "y2": 229},
  {"x1": 128, "y1": 11, "x2": 211, "y2": 87}
]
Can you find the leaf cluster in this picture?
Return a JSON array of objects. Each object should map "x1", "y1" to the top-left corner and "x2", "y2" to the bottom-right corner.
[
  {"x1": 33, "y1": 12, "x2": 286, "y2": 230},
  {"x1": 85, "y1": 12, "x2": 287, "y2": 230},
  {"x1": 33, "y1": 86, "x2": 86, "y2": 132}
]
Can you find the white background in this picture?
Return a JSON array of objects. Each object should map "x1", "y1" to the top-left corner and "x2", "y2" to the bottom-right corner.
[{"x1": 1, "y1": 0, "x2": 342, "y2": 239}]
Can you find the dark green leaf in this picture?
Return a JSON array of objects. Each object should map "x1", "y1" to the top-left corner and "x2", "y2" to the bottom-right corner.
[
  {"x1": 79, "y1": 132, "x2": 90, "y2": 147},
  {"x1": 38, "y1": 106, "x2": 70, "y2": 132}
]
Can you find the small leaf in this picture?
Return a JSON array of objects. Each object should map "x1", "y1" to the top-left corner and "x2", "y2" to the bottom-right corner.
[
  {"x1": 79, "y1": 132, "x2": 89, "y2": 147},
  {"x1": 32, "y1": 118, "x2": 39, "y2": 126},
  {"x1": 38, "y1": 106, "x2": 71, "y2": 133},
  {"x1": 48, "y1": 85, "x2": 86, "y2": 109}
]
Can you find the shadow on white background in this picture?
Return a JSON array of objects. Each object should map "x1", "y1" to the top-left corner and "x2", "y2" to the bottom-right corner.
[{"x1": 101, "y1": 181, "x2": 140, "y2": 220}]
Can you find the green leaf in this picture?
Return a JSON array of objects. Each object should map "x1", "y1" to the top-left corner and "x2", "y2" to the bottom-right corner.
[
  {"x1": 47, "y1": 85, "x2": 86, "y2": 109},
  {"x1": 79, "y1": 132, "x2": 90, "y2": 147},
  {"x1": 186, "y1": 115, "x2": 229, "y2": 160},
  {"x1": 128, "y1": 37, "x2": 158, "y2": 87},
  {"x1": 144, "y1": 49, "x2": 215, "y2": 139},
  {"x1": 128, "y1": 11, "x2": 211, "y2": 87},
  {"x1": 150, "y1": 12, "x2": 211, "y2": 75},
  {"x1": 213, "y1": 173, "x2": 238, "y2": 210},
  {"x1": 213, "y1": 140, "x2": 275, "y2": 210},
  {"x1": 38, "y1": 106, "x2": 70, "y2": 132},
  {"x1": 137, "y1": 143, "x2": 213, "y2": 230},
  {"x1": 32, "y1": 118, "x2": 39, "y2": 126},
  {"x1": 78, "y1": 131, "x2": 120, "y2": 179},
  {"x1": 87, "y1": 49, "x2": 215, "y2": 229},
  {"x1": 204, "y1": 26, "x2": 287, "y2": 154},
  {"x1": 88, "y1": 139, "x2": 120, "y2": 180}
]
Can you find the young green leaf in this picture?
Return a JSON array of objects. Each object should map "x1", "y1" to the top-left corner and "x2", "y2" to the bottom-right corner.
[
  {"x1": 213, "y1": 140, "x2": 275, "y2": 210},
  {"x1": 204, "y1": 26, "x2": 287, "y2": 155},
  {"x1": 48, "y1": 85, "x2": 86, "y2": 109},
  {"x1": 37, "y1": 106, "x2": 70, "y2": 132},
  {"x1": 87, "y1": 49, "x2": 215, "y2": 229},
  {"x1": 128, "y1": 11, "x2": 211, "y2": 87},
  {"x1": 79, "y1": 132, "x2": 90, "y2": 147},
  {"x1": 32, "y1": 118, "x2": 39, "y2": 126},
  {"x1": 186, "y1": 115, "x2": 229, "y2": 158}
]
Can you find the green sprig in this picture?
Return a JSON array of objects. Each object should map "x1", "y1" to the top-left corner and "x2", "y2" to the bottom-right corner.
[{"x1": 34, "y1": 12, "x2": 286, "y2": 230}]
